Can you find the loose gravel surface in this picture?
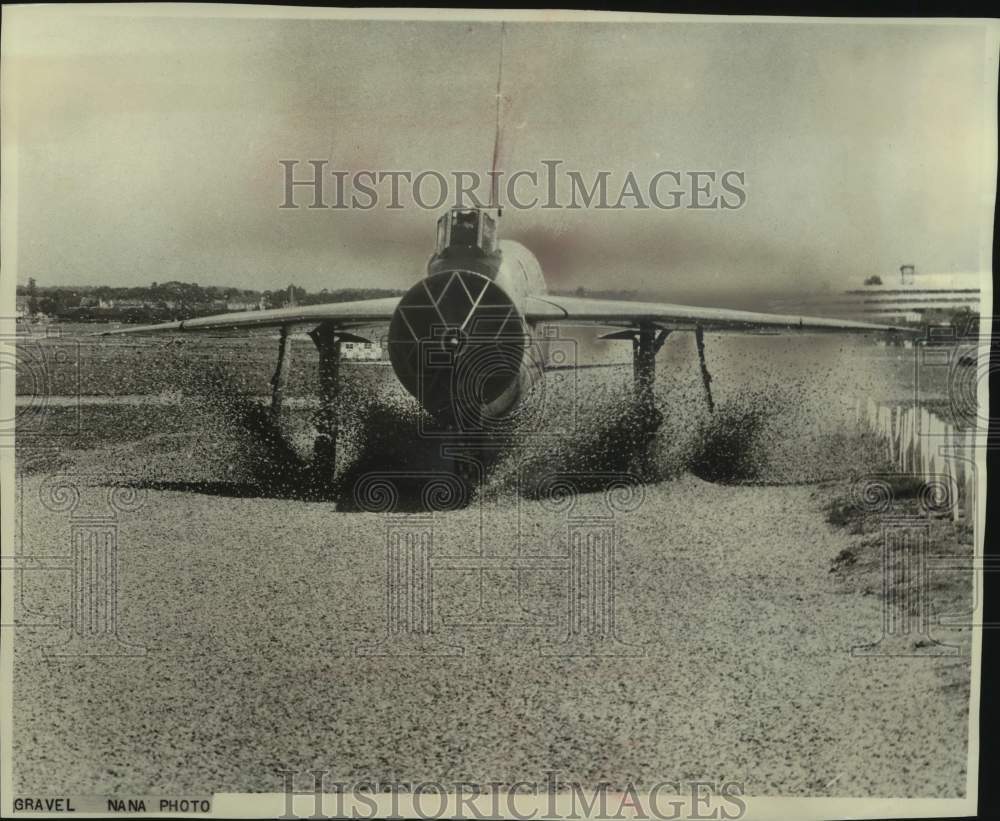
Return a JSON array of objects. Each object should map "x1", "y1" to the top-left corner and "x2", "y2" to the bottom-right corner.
[
  {"x1": 12, "y1": 469, "x2": 971, "y2": 798},
  {"x1": 11, "y1": 329, "x2": 973, "y2": 798}
]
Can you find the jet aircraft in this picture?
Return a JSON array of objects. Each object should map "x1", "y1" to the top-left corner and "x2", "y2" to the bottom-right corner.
[{"x1": 102, "y1": 207, "x2": 910, "y2": 478}]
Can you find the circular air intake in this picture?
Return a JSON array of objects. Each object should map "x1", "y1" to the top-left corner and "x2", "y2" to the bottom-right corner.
[{"x1": 388, "y1": 270, "x2": 528, "y2": 423}]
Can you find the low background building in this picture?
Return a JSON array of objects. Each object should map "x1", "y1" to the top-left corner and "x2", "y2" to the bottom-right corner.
[
  {"x1": 341, "y1": 340, "x2": 384, "y2": 361},
  {"x1": 840, "y1": 265, "x2": 981, "y2": 325}
]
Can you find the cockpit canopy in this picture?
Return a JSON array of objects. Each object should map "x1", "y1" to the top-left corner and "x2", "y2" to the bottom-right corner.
[{"x1": 435, "y1": 208, "x2": 498, "y2": 256}]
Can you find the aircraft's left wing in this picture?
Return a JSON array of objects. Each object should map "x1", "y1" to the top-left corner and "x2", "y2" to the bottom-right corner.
[
  {"x1": 525, "y1": 294, "x2": 913, "y2": 335},
  {"x1": 95, "y1": 297, "x2": 401, "y2": 335}
]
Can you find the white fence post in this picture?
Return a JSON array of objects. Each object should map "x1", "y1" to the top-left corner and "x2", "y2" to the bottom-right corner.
[{"x1": 857, "y1": 398, "x2": 978, "y2": 524}]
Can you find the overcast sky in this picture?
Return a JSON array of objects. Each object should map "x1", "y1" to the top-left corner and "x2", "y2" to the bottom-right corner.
[{"x1": 4, "y1": 10, "x2": 995, "y2": 303}]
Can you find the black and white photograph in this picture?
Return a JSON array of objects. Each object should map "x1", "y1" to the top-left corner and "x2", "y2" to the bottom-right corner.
[{"x1": 1, "y1": 6, "x2": 995, "y2": 820}]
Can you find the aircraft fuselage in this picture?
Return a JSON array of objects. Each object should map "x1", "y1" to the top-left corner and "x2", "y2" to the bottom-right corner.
[{"x1": 387, "y1": 209, "x2": 550, "y2": 425}]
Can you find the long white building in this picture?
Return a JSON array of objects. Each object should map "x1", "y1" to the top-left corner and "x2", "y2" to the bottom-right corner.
[
  {"x1": 769, "y1": 265, "x2": 983, "y2": 325},
  {"x1": 839, "y1": 265, "x2": 982, "y2": 323}
]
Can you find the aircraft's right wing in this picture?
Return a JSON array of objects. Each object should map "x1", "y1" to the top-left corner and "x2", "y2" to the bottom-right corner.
[
  {"x1": 525, "y1": 294, "x2": 915, "y2": 335},
  {"x1": 95, "y1": 296, "x2": 401, "y2": 335}
]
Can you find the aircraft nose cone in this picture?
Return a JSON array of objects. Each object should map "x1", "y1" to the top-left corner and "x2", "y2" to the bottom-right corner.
[{"x1": 443, "y1": 327, "x2": 467, "y2": 353}]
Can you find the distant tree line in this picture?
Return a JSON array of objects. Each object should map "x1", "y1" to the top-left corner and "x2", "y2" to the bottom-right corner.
[{"x1": 15, "y1": 279, "x2": 405, "y2": 323}]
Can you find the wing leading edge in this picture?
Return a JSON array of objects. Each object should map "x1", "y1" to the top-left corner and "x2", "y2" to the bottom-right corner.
[
  {"x1": 94, "y1": 297, "x2": 402, "y2": 335},
  {"x1": 96, "y1": 292, "x2": 912, "y2": 337},
  {"x1": 526, "y1": 295, "x2": 914, "y2": 335}
]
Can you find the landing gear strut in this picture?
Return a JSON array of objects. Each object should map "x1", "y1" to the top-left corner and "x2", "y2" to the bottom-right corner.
[
  {"x1": 694, "y1": 325, "x2": 715, "y2": 413},
  {"x1": 308, "y1": 322, "x2": 342, "y2": 477},
  {"x1": 631, "y1": 323, "x2": 670, "y2": 475},
  {"x1": 632, "y1": 323, "x2": 670, "y2": 424},
  {"x1": 269, "y1": 325, "x2": 293, "y2": 424},
  {"x1": 269, "y1": 322, "x2": 343, "y2": 480}
]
